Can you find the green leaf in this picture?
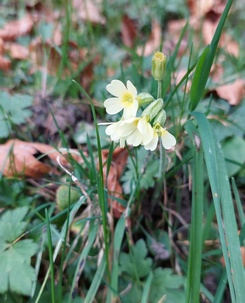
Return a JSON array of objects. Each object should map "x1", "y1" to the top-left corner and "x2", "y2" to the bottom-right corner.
[
  {"x1": 189, "y1": 45, "x2": 211, "y2": 111},
  {"x1": 121, "y1": 147, "x2": 159, "y2": 193},
  {"x1": 119, "y1": 239, "x2": 152, "y2": 279},
  {"x1": 222, "y1": 136, "x2": 245, "y2": 176},
  {"x1": 149, "y1": 268, "x2": 185, "y2": 303},
  {"x1": 0, "y1": 208, "x2": 38, "y2": 296},
  {"x1": 0, "y1": 92, "x2": 33, "y2": 138},
  {"x1": 189, "y1": 0, "x2": 233, "y2": 111}
]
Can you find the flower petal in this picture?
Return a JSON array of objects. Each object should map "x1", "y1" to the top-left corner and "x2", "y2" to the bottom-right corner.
[
  {"x1": 126, "y1": 80, "x2": 137, "y2": 97},
  {"x1": 161, "y1": 130, "x2": 176, "y2": 149},
  {"x1": 106, "y1": 80, "x2": 127, "y2": 97},
  {"x1": 137, "y1": 119, "x2": 154, "y2": 145},
  {"x1": 104, "y1": 98, "x2": 124, "y2": 115},
  {"x1": 123, "y1": 99, "x2": 138, "y2": 119},
  {"x1": 127, "y1": 130, "x2": 142, "y2": 146},
  {"x1": 144, "y1": 134, "x2": 159, "y2": 151}
]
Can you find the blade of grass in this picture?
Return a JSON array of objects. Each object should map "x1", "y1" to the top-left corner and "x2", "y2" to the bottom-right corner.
[
  {"x1": 84, "y1": 253, "x2": 106, "y2": 303},
  {"x1": 106, "y1": 215, "x2": 125, "y2": 302},
  {"x1": 231, "y1": 178, "x2": 245, "y2": 227},
  {"x1": 141, "y1": 271, "x2": 153, "y2": 303},
  {"x1": 45, "y1": 209, "x2": 55, "y2": 303},
  {"x1": 184, "y1": 121, "x2": 204, "y2": 303},
  {"x1": 193, "y1": 111, "x2": 245, "y2": 303},
  {"x1": 35, "y1": 196, "x2": 87, "y2": 303},
  {"x1": 69, "y1": 221, "x2": 99, "y2": 303},
  {"x1": 72, "y1": 80, "x2": 110, "y2": 282},
  {"x1": 189, "y1": 0, "x2": 233, "y2": 111}
]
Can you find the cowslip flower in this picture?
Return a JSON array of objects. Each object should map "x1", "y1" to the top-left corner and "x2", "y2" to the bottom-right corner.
[
  {"x1": 144, "y1": 122, "x2": 176, "y2": 151},
  {"x1": 104, "y1": 80, "x2": 138, "y2": 119},
  {"x1": 104, "y1": 116, "x2": 154, "y2": 148}
]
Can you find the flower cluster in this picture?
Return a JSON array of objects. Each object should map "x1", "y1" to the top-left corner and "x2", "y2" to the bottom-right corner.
[
  {"x1": 100, "y1": 52, "x2": 176, "y2": 151},
  {"x1": 100, "y1": 79, "x2": 176, "y2": 151}
]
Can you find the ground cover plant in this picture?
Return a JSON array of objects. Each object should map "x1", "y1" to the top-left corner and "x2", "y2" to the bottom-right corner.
[{"x1": 0, "y1": 0, "x2": 245, "y2": 302}]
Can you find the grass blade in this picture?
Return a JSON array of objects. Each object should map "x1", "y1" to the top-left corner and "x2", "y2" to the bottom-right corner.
[
  {"x1": 193, "y1": 112, "x2": 245, "y2": 303},
  {"x1": 189, "y1": 0, "x2": 233, "y2": 111},
  {"x1": 107, "y1": 215, "x2": 125, "y2": 302},
  {"x1": 84, "y1": 254, "x2": 106, "y2": 303},
  {"x1": 184, "y1": 121, "x2": 204, "y2": 303}
]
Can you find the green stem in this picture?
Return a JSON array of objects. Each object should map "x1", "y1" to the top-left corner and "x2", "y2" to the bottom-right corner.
[{"x1": 157, "y1": 80, "x2": 162, "y2": 99}]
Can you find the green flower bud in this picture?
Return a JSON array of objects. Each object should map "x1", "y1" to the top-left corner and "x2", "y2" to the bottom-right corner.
[
  {"x1": 153, "y1": 109, "x2": 166, "y2": 126},
  {"x1": 142, "y1": 98, "x2": 164, "y2": 121},
  {"x1": 136, "y1": 92, "x2": 154, "y2": 106},
  {"x1": 152, "y1": 51, "x2": 167, "y2": 81}
]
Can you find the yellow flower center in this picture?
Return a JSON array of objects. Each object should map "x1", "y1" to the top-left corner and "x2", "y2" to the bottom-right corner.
[
  {"x1": 121, "y1": 92, "x2": 134, "y2": 107},
  {"x1": 153, "y1": 122, "x2": 162, "y2": 136}
]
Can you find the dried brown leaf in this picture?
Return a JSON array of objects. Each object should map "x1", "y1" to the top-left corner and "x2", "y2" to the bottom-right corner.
[
  {"x1": 0, "y1": 14, "x2": 34, "y2": 41},
  {"x1": 0, "y1": 55, "x2": 11, "y2": 71},
  {"x1": 0, "y1": 139, "x2": 81, "y2": 178},
  {"x1": 4, "y1": 42, "x2": 30, "y2": 60},
  {"x1": 72, "y1": 0, "x2": 106, "y2": 24},
  {"x1": 101, "y1": 148, "x2": 128, "y2": 218},
  {"x1": 121, "y1": 15, "x2": 137, "y2": 48},
  {"x1": 137, "y1": 20, "x2": 162, "y2": 57},
  {"x1": 215, "y1": 79, "x2": 245, "y2": 106}
]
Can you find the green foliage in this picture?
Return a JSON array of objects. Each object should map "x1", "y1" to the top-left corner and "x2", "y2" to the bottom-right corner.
[
  {"x1": 0, "y1": 92, "x2": 33, "y2": 138},
  {"x1": 120, "y1": 239, "x2": 152, "y2": 279},
  {"x1": 149, "y1": 268, "x2": 185, "y2": 303},
  {"x1": 0, "y1": 207, "x2": 38, "y2": 296},
  {"x1": 222, "y1": 136, "x2": 245, "y2": 176},
  {"x1": 0, "y1": 178, "x2": 33, "y2": 208},
  {"x1": 119, "y1": 239, "x2": 185, "y2": 303},
  {"x1": 121, "y1": 147, "x2": 159, "y2": 193}
]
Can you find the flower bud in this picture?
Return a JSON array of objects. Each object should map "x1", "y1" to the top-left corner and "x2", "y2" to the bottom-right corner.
[
  {"x1": 142, "y1": 98, "x2": 164, "y2": 121},
  {"x1": 136, "y1": 92, "x2": 154, "y2": 106},
  {"x1": 152, "y1": 51, "x2": 167, "y2": 81},
  {"x1": 153, "y1": 109, "x2": 166, "y2": 126}
]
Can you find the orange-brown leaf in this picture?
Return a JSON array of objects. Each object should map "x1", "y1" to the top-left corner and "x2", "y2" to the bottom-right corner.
[
  {"x1": 4, "y1": 42, "x2": 30, "y2": 60},
  {"x1": 0, "y1": 14, "x2": 34, "y2": 41},
  {"x1": 0, "y1": 55, "x2": 11, "y2": 71},
  {"x1": 215, "y1": 79, "x2": 245, "y2": 106},
  {"x1": 121, "y1": 15, "x2": 137, "y2": 48},
  {"x1": 101, "y1": 148, "x2": 128, "y2": 218},
  {"x1": 137, "y1": 20, "x2": 161, "y2": 57},
  {"x1": 0, "y1": 139, "x2": 81, "y2": 178}
]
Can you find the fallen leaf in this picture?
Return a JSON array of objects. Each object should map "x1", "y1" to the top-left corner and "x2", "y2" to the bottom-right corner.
[
  {"x1": 137, "y1": 20, "x2": 162, "y2": 57},
  {"x1": 29, "y1": 38, "x2": 62, "y2": 76},
  {"x1": 4, "y1": 42, "x2": 30, "y2": 60},
  {"x1": 72, "y1": 0, "x2": 106, "y2": 25},
  {"x1": 101, "y1": 148, "x2": 128, "y2": 218},
  {"x1": 0, "y1": 139, "x2": 82, "y2": 178},
  {"x1": 0, "y1": 14, "x2": 34, "y2": 41},
  {"x1": 187, "y1": 0, "x2": 217, "y2": 17},
  {"x1": 121, "y1": 15, "x2": 138, "y2": 48},
  {"x1": 0, "y1": 55, "x2": 11, "y2": 71},
  {"x1": 215, "y1": 79, "x2": 245, "y2": 106},
  {"x1": 202, "y1": 10, "x2": 239, "y2": 57}
]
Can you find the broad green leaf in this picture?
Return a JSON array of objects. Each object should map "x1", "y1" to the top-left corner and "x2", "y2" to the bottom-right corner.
[
  {"x1": 149, "y1": 268, "x2": 185, "y2": 303},
  {"x1": 0, "y1": 208, "x2": 38, "y2": 296},
  {"x1": 119, "y1": 239, "x2": 152, "y2": 279},
  {"x1": 0, "y1": 92, "x2": 33, "y2": 138},
  {"x1": 222, "y1": 136, "x2": 245, "y2": 176},
  {"x1": 0, "y1": 207, "x2": 29, "y2": 242}
]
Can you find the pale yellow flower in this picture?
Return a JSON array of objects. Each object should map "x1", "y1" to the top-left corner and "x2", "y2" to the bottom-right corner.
[
  {"x1": 144, "y1": 123, "x2": 176, "y2": 151},
  {"x1": 104, "y1": 80, "x2": 138, "y2": 119},
  {"x1": 104, "y1": 117, "x2": 154, "y2": 148}
]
